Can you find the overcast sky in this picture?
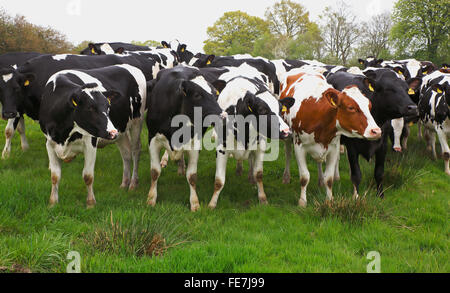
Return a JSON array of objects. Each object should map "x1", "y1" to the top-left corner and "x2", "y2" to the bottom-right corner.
[{"x1": 0, "y1": 0, "x2": 395, "y2": 53}]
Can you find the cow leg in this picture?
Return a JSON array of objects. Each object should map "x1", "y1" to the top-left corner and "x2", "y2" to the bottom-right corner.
[
  {"x1": 161, "y1": 150, "x2": 169, "y2": 168},
  {"x1": 248, "y1": 152, "x2": 256, "y2": 185},
  {"x1": 425, "y1": 128, "x2": 437, "y2": 160},
  {"x1": 254, "y1": 150, "x2": 267, "y2": 205},
  {"x1": 236, "y1": 160, "x2": 243, "y2": 177},
  {"x1": 401, "y1": 123, "x2": 410, "y2": 151},
  {"x1": 17, "y1": 117, "x2": 29, "y2": 151},
  {"x1": 417, "y1": 121, "x2": 423, "y2": 140},
  {"x1": 46, "y1": 140, "x2": 61, "y2": 207},
  {"x1": 283, "y1": 139, "x2": 292, "y2": 184},
  {"x1": 2, "y1": 118, "x2": 18, "y2": 159},
  {"x1": 294, "y1": 143, "x2": 309, "y2": 207},
  {"x1": 334, "y1": 154, "x2": 341, "y2": 181},
  {"x1": 186, "y1": 150, "x2": 200, "y2": 212},
  {"x1": 116, "y1": 134, "x2": 132, "y2": 189},
  {"x1": 177, "y1": 154, "x2": 186, "y2": 176},
  {"x1": 128, "y1": 120, "x2": 143, "y2": 190},
  {"x1": 347, "y1": 146, "x2": 362, "y2": 200},
  {"x1": 317, "y1": 163, "x2": 325, "y2": 187},
  {"x1": 391, "y1": 118, "x2": 404, "y2": 152},
  {"x1": 435, "y1": 126, "x2": 450, "y2": 175},
  {"x1": 324, "y1": 145, "x2": 340, "y2": 202},
  {"x1": 147, "y1": 138, "x2": 162, "y2": 207},
  {"x1": 83, "y1": 141, "x2": 98, "y2": 208},
  {"x1": 374, "y1": 141, "x2": 388, "y2": 198},
  {"x1": 209, "y1": 149, "x2": 228, "y2": 210}
]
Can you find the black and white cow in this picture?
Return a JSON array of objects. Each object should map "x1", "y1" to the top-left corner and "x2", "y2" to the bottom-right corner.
[
  {"x1": 208, "y1": 76, "x2": 295, "y2": 209},
  {"x1": 80, "y1": 42, "x2": 152, "y2": 55},
  {"x1": 327, "y1": 68, "x2": 418, "y2": 199},
  {"x1": 0, "y1": 52, "x2": 43, "y2": 158},
  {"x1": 146, "y1": 66, "x2": 227, "y2": 211},
  {"x1": 418, "y1": 71, "x2": 450, "y2": 175},
  {"x1": 41, "y1": 64, "x2": 147, "y2": 207}
]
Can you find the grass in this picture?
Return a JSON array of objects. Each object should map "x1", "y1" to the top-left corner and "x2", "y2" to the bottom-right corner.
[{"x1": 0, "y1": 117, "x2": 448, "y2": 273}]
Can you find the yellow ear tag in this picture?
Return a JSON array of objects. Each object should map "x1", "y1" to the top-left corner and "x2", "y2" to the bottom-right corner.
[
  {"x1": 437, "y1": 88, "x2": 443, "y2": 94},
  {"x1": 369, "y1": 84, "x2": 374, "y2": 92},
  {"x1": 206, "y1": 60, "x2": 211, "y2": 65},
  {"x1": 24, "y1": 80, "x2": 30, "y2": 86},
  {"x1": 91, "y1": 48, "x2": 96, "y2": 54},
  {"x1": 216, "y1": 90, "x2": 220, "y2": 96},
  {"x1": 72, "y1": 99, "x2": 78, "y2": 107},
  {"x1": 360, "y1": 61, "x2": 364, "y2": 65},
  {"x1": 423, "y1": 71, "x2": 428, "y2": 75},
  {"x1": 330, "y1": 99, "x2": 337, "y2": 108},
  {"x1": 408, "y1": 122, "x2": 414, "y2": 127},
  {"x1": 408, "y1": 88, "x2": 415, "y2": 95},
  {"x1": 398, "y1": 71, "x2": 403, "y2": 76},
  {"x1": 248, "y1": 106, "x2": 253, "y2": 112},
  {"x1": 107, "y1": 98, "x2": 111, "y2": 105},
  {"x1": 181, "y1": 48, "x2": 185, "y2": 52},
  {"x1": 282, "y1": 106, "x2": 288, "y2": 113}
]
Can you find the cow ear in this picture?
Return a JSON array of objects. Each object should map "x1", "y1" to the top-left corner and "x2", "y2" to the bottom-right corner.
[
  {"x1": 102, "y1": 90, "x2": 121, "y2": 105},
  {"x1": 395, "y1": 67, "x2": 405, "y2": 76},
  {"x1": 243, "y1": 91, "x2": 256, "y2": 112},
  {"x1": 363, "y1": 70, "x2": 377, "y2": 81},
  {"x1": 280, "y1": 97, "x2": 295, "y2": 112},
  {"x1": 179, "y1": 44, "x2": 187, "y2": 53},
  {"x1": 22, "y1": 73, "x2": 35, "y2": 87},
  {"x1": 375, "y1": 59, "x2": 384, "y2": 66},
  {"x1": 70, "y1": 91, "x2": 82, "y2": 108},
  {"x1": 115, "y1": 47, "x2": 125, "y2": 54},
  {"x1": 206, "y1": 55, "x2": 215, "y2": 65},
  {"x1": 358, "y1": 59, "x2": 364, "y2": 65},
  {"x1": 325, "y1": 90, "x2": 340, "y2": 108},
  {"x1": 88, "y1": 43, "x2": 98, "y2": 54},
  {"x1": 432, "y1": 84, "x2": 444, "y2": 94},
  {"x1": 363, "y1": 78, "x2": 376, "y2": 92},
  {"x1": 179, "y1": 80, "x2": 189, "y2": 97},
  {"x1": 161, "y1": 41, "x2": 170, "y2": 49},
  {"x1": 212, "y1": 80, "x2": 226, "y2": 94},
  {"x1": 408, "y1": 78, "x2": 422, "y2": 90}
]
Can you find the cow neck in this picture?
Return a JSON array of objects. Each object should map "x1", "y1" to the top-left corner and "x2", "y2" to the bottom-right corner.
[{"x1": 293, "y1": 97, "x2": 338, "y2": 148}]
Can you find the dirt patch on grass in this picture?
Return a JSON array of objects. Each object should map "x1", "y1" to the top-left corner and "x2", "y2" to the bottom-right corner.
[{"x1": 0, "y1": 264, "x2": 32, "y2": 273}]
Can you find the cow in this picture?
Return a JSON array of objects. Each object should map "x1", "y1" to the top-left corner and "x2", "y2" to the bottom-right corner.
[
  {"x1": 280, "y1": 70, "x2": 381, "y2": 207},
  {"x1": 207, "y1": 76, "x2": 295, "y2": 209},
  {"x1": 146, "y1": 66, "x2": 227, "y2": 211},
  {"x1": 80, "y1": 42, "x2": 152, "y2": 55},
  {"x1": 328, "y1": 68, "x2": 418, "y2": 199},
  {"x1": 0, "y1": 52, "x2": 43, "y2": 159},
  {"x1": 1, "y1": 52, "x2": 175, "y2": 157},
  {"x1": 418, "y1": 71, "x2": 450, "y2": 175}
]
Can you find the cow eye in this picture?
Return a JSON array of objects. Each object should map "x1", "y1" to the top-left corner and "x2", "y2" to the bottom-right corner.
[{"x1": 348, "y1": 106, "x2": 356, "y2": 112}]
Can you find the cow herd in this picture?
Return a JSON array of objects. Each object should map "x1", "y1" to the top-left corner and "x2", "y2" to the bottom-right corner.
[{"x1": 0, "y1": 41, "x2": 448, "y2": 211}]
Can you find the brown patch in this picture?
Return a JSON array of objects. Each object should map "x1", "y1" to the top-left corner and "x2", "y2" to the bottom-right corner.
[
  {"x1": 214, "y1": 178, "x2": 223, "y2": 192},
  {"x1": 84, "y1": 174, "x2": 94, "y2": 186},
  {"x1": 64, "y1": 157, "x2": 76, "y2": 163},
  {"x1": 188, "y1": 174, "x2": 197, "y2": 187},
  {"x1": 256, "y1": 171, "x2": 263, "y2": 183},
  {"x1": 0, "y1": 264, "x2": 31, "y2": 273},
  {"x1": 440, "y1": 68, "x2": 450, "y2": 74},
  {"x1": 336, "y1": 92, "x2": 368, "y2": 137},
  {"x1": 151, "y1": 169, "x2": 160, "y2": 181},
  {"x1": 51, "y1": 173, "x2": 59, "y2": 185},
  {"x1": 280, "y1": 73, "x2": 306, "y2": 99},
  {"x1": 327, "y1": 179, "x2": 333, "y2": 189},
  {"x1": 5, "y1": 129, "x2": 13, "y2": 139},
  {"x1": 300, "y1": 177, "x2": 308, "y2": 187},
  {"x1": 444, "y1": 152, "x2": 450, "y2": 161}
]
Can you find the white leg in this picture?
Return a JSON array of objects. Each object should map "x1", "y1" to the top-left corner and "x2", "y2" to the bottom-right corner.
[
  {"x1": 128, "y1": 119, "x2": 143, "y2": 190},
  {"x1": 392, "y1": 118, "x2": 404, "y2": 152},
  {"x1": 83, "y1": 140, "x2": 98, "y2": 208},
  {"x1": 209, "y1": 148, "x2": 228, "y2": 210},
  {"x1": 2, "y1": 118, "x2": 16, "y2": 159},
  {"x1": 435, "y1": 125, "x2": 450, "y2": 175},
  {"x1": 186, "y1": 150, "x2": 200, "y2": 212},
  {"x1": 161, "y1": 150, "x2": 169, "y2": 168},
  {"x1": 116, "y1": 134, "x2": 132, "y2": 189},
  {"x1": 334, "y1": 153, "x2": 341, "y2": 181},
  {"x1": 17, "y1": 117, "x2": 29, "y2": 151},
  {"x1": 283, "y1": 139, "x2": 292, "y2": 184},
  {"x1": 294, "y1": 141, "x2": 310, "y2": 207},
  {"x1": 323, "y1": 145, "x2": 340, "y2": 202},
  {"x1": 317, "y1": 163, "x2": 325, "y2": 187},
  {"x1": 46, "y1": 140, "x2": 61, "y2": 207},
  {"x1": 147, "y1": 138, "x2": 162, "y2": 206},
  {"x1": 254, "y1": 150, "x2": 268, "y2": 204}
]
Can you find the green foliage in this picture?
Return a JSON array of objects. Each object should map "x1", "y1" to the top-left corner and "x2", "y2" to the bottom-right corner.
[
  {"x1": 131, "y1": 40, "x2": 161, "y2": 48},
  {"x1": 287, "y1": 22, "x2": 324, "y2": 60},
  {"x1": 71, "y1": 40, "x2": 94, "y2": 54},
  {"x1": 391, "y1": 0, "x2": 449, "y2": 64},
  {"x1": 203, "y1": 11, "x2": 269, "y2": 56},
  {"x1": 265, "y1": 0, "x2": 310, "y2": 38},
  {"x1": 0, "y1": 9, "x2": 73, "y2": 54}
]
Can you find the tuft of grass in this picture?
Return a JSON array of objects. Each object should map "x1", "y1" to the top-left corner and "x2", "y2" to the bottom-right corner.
[
  {"x1": 84, "y1": 211, "x2": 190, "y2": 258},
  {"x1": 311, "y1": 195, "x2": 390, "y2": 224}
]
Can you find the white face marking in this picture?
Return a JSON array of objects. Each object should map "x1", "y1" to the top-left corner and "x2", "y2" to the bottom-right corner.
[
  {"x1": 52, "y1": 54, "x2": 69, "y2": 61},
  {"x1": 341, "y1": 86, "x2": 379, "y2": 138},
  {"x1": 191, "y1": 76, "x2": 213, "y2": 95},
  {"x1": 100, "y1": 43, "x2": 115, "y2": 54},
  {"x1": 405, "y1": 59, "x2": 421, "y2": 78},
  {"x1": 367, "y1": 57, "x2": 375, "y2": 62},
  {"x1": 47, "y1": 70, "x2": 106, "y2": 92},
  {"x1": 12, "y1": 64, "x2": 17, "y2": 70},
  {"x1": 103, "y1": 112, "x2": 117, "y2": 133},
  {"x1": 2, "y1": 73, "x2": 13, "y2": 83},
  {"x1": 188, "y1": 57, "x2": 199, "y2": 66}
]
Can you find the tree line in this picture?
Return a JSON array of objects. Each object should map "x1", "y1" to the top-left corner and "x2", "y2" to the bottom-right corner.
[{"x1": 203, "y1": 0, "x2": 449, "y2": 66}]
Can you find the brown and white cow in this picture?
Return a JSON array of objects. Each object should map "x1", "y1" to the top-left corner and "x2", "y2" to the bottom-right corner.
[{"x1": 280, "y1": 71, "x2": 381, "y2": 207}]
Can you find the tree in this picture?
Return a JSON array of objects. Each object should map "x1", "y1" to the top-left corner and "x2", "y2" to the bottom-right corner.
[
  {"x1": 132, "y1": 40, "x2": 161, "y2": 47},
  {"x1": 287, "y1": 22, "x2": 324, "y2": 60},
  {"x1": 203, "y1": 11, "x2": 269, "y2": 56},
  {"x1": 391, "y1": 0, "x2": 449, "y2": 64},
  {"x1": 357, "y1": 12, "x2": 392, "y2": 59},
  {"x1": 320, "y1": 3, "x2": 360, "y2": 65},
  {"x1": 265, "y1": 0, "x2": 311, "y2": 38}
]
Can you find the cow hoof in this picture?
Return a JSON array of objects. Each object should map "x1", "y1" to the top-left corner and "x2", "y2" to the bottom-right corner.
[
  {"x1": 48, "y1": 201, "x2": 58, "y2": 208},
  {"x1": 120, "y1": 180, "x2": 130, "y2": 189},
  {"x1": 352, "y1": 193, "x2": 359, "y2": 200},
  {"x1": 160, "y1": 160, "x2": 168, "y2": 169},
  {"x1": 282, "y1": 173, "x2": 291, "y2": 185},
  {"x1": 299, "y1": 199, "x2": 307, "y2": 208},
  {"x1": 129, "y1": 179, "x2": 139, "y2": 191},
  {"x1": 445, "y1": 170, "x2": 450, "y2": 176},
  {"x1": 21, "y1": 144, "x2": 30, "y2": 152},
  {"x1": 86, "y1": 200, "x2": 96, "y2": 209},
  {"x1": 2, "y1": 151, "x2": 10, "y2": 160},
  {"x1": 393, "y1": 147, "x2": 402, "y2": 153},
  {"x1": 208, "y1": 203, "x2": 217, "y2": 210},
  {"x1": 248, "y1": 176, "x2": 256, "y2": 185},
  {"x1": 259, "y1": 198, "x2": 268, "y2": 205},
  {"x1": 190, "y1": 203, "x2": 200, "y2": 212},
  {"x1": 147, "y1": 198, "x2": 156, "y2": 207}
]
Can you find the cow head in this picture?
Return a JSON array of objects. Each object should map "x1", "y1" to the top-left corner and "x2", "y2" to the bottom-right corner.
[
  {"x1": 331, "y1": 87, "x2": 381, "y2": 140},
  {"x1": 70, "y1": 83, "x2": 119, "y2": 140},
  {"x1": 364, "y1": 69, "x2": 418, "y2": 124},
  {"x1": 0, "y1": 69, "x2": 34, "y2": 119},
  {"x1": 190, "y1": 53, "x2": 215, "y2": 68},
  {"x1": 421, "y1": 83, "x2": 449, "y2": 123},
  {"x1": 234, "y1": 91, "x2": 294, "y2": 140},
  {"x1": 80, "y1": 43, "x2": 114, "y2": 55},
  {"x1": 406, "y1": 77, "x2": 422, "y2": 104},
  {"x1": 358, "y1": 57, "x2": 383, "y2": 69}
]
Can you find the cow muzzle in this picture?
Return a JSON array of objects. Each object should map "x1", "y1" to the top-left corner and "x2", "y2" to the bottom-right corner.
[
  {"x1": 364, "y1": 127, "x2": 382, "y2": 140},
  {"x1": 2, "y1": 111, "x2": 17, "y2": 120},
  {"x1": 108, "y1": 129, "x2": 119, "y2": 140},
  {"x1": 279, "y1": 128, "x2": 292, "y2": 140},
  {"x1": 404, "y1": 105, "x2": 419, "y2": 120}
]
